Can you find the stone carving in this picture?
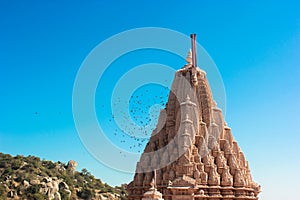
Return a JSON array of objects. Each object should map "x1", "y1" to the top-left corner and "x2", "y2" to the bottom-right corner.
[
  {"x1": 228, "y1": 154, "x2": 238, "y2": 175},
  {"x1": 142, "y1": 175, "x2": 164, "y2": 200},
  {"x1": 162, "y1": 170, "x2": 169, "y2": 182},
  {"x1": 200, "y1": 171, "x2": 208, "y2": 185},
  {"x1": 234, "y1": 169, "x2": 246, "y2": 187},
  {"x1": 193, "y1": 165, "x2": 201, "y2": 184},
  {"x1": 172, "y1": 175, "x2": 196, "y2": 187},
  {"x1": 161, "y1": 150, "x2": 169, "y2": 166},
  {"x1": 208, "y1": 165, "x2": 220, "y2": 186},
  {"x1": 199, "y1": 189, "x2": 205, "y2": 196},
  {"x1": 156, "y1": 170, "x2": 163, "y2": 185},
  {"x1": 198, "y1": 164, "x2": 208, "y2": 185},
  {"x1": 135, "y1": 173, "x2": 144, "y2": 186},
  {"x1": 127, "y1": 47, "x2": 260, "y2": 200},
  {"x1": 239, "y1": 152, "x2": 246, "y2": 168},
  {"x1": 169, "y1": 148, "x2": 178, "y2": 162},
  {"x1": 221, "y1": 167, "x2": 233, "y2": 186},
  {"x1": 143, "y1": 172, "x2": 153, "y2": 187},
  {"x1": 150, "y1": 178, "x2": 155, "y2": 189},
  {"x1": 169, "y1": 170, "x2": 176, "y2": 181},
  {"x1": 141, "y1": 154, "x2": 150, "y2": 171},
  {"x1": 216, "y1": 151, "x2": 226, "y2": 168},
  {"x1": 203, "y1": 154, "x2": 214, "y2": 173},
  {"x1": 223, "y1": 140, "x2": 232, "y2": 156},
  {"x1": 151, "y1": 153, "x2": 159, "y2": 169}
]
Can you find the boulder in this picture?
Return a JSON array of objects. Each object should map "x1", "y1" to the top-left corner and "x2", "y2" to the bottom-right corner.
[
  {"x1": 23, "y1": 180, "x2": 30, "y2": 188},
  {"x1": 66, "y1": 160, "x2": 77, "y2": 174},
  {"x1": 30, "y1": 179, "x2": 40, "y2": 185}
]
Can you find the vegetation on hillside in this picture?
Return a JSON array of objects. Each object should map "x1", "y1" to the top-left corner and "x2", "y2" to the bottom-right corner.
[{"x1": 0, "y1": 153, "x2": 127, "y2": 200}]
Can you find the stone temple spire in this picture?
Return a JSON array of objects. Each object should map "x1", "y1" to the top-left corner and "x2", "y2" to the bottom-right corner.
[{"x1": 127, "y1": 34, "x2": 261, "y2": 200}]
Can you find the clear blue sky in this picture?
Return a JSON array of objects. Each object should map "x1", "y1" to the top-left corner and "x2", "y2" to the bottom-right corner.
[{"x1": 0, "y1": 1, "x2": 299, "y2": 199}]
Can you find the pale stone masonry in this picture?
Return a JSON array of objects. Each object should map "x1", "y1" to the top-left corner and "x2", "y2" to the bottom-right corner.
[{"x1": 127, "y1": 38, "x2": 261, "y2": 200}]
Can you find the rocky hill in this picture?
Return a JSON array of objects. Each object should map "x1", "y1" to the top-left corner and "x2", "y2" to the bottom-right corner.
[{"x1": 0, "y1": 153, "x2": 127, "y2": 200}]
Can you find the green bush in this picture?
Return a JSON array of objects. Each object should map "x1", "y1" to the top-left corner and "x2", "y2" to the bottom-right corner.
[
  {"x1": 77, "y1": 187, "x2": 93, "y2": 200},
  {"x1": 24, "y1": 185, "x2": 47, "y2": 200},
  {"x1": 32, "y1": 193, "x2": 46, "y2": 200},
  {"x1": 11, "y1": 159, "x2": 22, "y2": 170},
  {"x1": 59, "y1": 190, "x2": 71, "y2": 200},
  {"x1": 3, "y1": 167, "x2": 13, "y2": 175},
  {"x1": 25, "y1": 185, "x2": 40, "y2": 194},
  {"x1": 0, "y1": 183, "x2": 6, "y2": 198},
  {"x1": 0, "y1": 160, "x2": 7, "y2": 168}
]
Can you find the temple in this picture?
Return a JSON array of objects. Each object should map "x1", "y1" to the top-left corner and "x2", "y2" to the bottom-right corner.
[{"x1": 127, "y1": 34, "x2": 261, "y2": 200}]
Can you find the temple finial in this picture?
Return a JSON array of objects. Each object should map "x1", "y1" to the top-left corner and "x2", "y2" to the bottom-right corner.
[
  {"x1": 186, "y1": 49, "x2": 192, "y2": 64},
  {"x1": 149, "y1": 170, "x2": 157, "y2": 190},
  {"x1": 190, "y1": 34, "x2": 197, "y2": 68}
]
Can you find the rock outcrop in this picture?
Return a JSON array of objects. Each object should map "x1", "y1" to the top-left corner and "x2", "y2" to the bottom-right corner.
[
  {"x1": 67, "y1": 160, "x2": 77, "y2": 174},
  {"x1": 0, "y1": 153, "x2": 127, "y2": 199}
]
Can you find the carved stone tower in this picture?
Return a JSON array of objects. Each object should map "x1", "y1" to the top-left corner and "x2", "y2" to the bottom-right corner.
[{"x1": 127, "y1": 34, "x2": 261, "y2": 200}]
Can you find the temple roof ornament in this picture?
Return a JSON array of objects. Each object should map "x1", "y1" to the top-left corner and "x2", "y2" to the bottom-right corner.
[
  {"x1": 142, "y1": 170, "x2": 164, "y2": 200},
  {"x1": 186, "y1": 49, "x2": 192, "y2": 64}
]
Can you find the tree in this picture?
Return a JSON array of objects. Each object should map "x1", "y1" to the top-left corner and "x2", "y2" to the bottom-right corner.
[{"x1": 81, "y1": 168, "x2": 91, "y2": 176}]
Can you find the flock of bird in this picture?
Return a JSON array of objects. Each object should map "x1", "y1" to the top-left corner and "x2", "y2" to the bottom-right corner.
[{"x1": 107, "y1": 84, "x2": 170, "y2": 154}]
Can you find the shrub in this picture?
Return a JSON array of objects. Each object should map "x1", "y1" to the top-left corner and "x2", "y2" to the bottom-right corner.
[
  {"x1": 3, "y1": 167, "x2": 13, "y2": 175},
  {"x1": 77, "y1": 187, "x2": 93, "y2": 200},
  {"x1": 32, "y1": 193, "x2": 46, "y2": 200},
  {"x1": 11, "y1": 159, "x2": 22, "y2": 170},
  {"x1": 0, "y1": 183, "x2": 7, "y2": 198},
  {"x1": 0, "y1": 160, "x2": 7, "y2": 168},
  {"x1": 59, "y1": 190, "x2": 71, "y2": 200},
  {"x1": 25, "y1": 185, "x2": 40, "y2": 194}
]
